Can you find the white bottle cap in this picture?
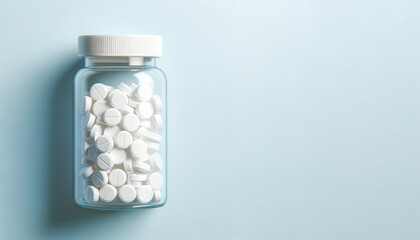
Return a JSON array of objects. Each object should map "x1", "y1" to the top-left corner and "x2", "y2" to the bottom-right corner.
[{"x1": 78, "y1": 35, "x2": 162, "y2": 57}]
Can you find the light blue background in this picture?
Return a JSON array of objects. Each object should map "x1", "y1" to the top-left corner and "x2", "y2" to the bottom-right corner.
[{"x1": 1, "y1": 0, "x2": 420, "y2": 239}]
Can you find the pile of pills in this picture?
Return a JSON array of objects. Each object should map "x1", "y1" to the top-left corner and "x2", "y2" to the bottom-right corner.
[{"x1": 80, "y1": 75, "x2": 164, "y2": 205}]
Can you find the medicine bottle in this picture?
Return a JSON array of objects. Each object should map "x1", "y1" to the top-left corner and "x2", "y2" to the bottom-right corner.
[{"x1": 74, "y1": 35, "x2": 167, "y2": 209}]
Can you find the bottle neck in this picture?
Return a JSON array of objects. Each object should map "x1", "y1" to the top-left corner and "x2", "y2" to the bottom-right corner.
[{"x1": 84, "y1": 56, "x2": 156, "y2": 68}]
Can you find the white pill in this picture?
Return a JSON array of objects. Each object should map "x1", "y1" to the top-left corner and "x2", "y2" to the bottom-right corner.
[
  {"x1": 118, "y1": 184, "x2": 137, "y2": 203},
  {"x1": 144, "y1": 131, "x2": 162, "y2": 143},
  {"x1": 134, "y1": 127, "x2": 148, "y2": 139},
  {"x1": 109, "y1": 169, "x2": 127, "y2": 187},
  {"x1": 79, "y1": 166, "x2": 94, "y2": 178},
  {"x1": 139, "y1": 120, "x2": 152, "y2": 129},
  {"x1": 97, "y1": 153, "x2": 115, "y2": 170},
  {"x1": 133, "y1": 161, "x2": 151, "y2": 173},
  {"x1": 96, "y1": 116, "x2": 107, "y2": 125},
  {"x1": 110, "y1": 90, "x2": 128, "y2": 110},
  {"x1": 89, "y1": 125, "x2": 103, "y2": 142},
  {"x1": 92, "y1": 100, "x2": 109, "y2": 117},
  {"x1": 151, "y1": 95, "x2": 163, "y2": 113},
  {"x1": 84, "y1": 186, "x2": 99, "y2": 203},
  {"x1": 83, "y1": 113, "x2": 96, "y2": 130},
  {"x1": 129, "y1": 83, "x2": 138, "y2": 90},
  {"x1": 103, "y1": 108, "x2": 121, "y2": 126},
  {"x1": 104, "y1": 126, "x2": 120, "y2": 138},
  {"x1": 86, "y1": 145, "x2": 100, "y2": 162},
  {"x1": 147, "y1": 142, "x2": 160, "y2": 152},
  {"x1": 99, "y1": 184, "x2": 117, "y2": 202},
  {"x1": 136, "y1": 153, "x2": 150, "y2": 162},
  {"x1": 91, "y1": 170, "x2": 108, "y2": 188},
  {"x1": 123, "y1": 159, "x2": 134, "y2": 174},
  {"x1": 121, "y1": 105, "x2": 134, "y2": 113},
  {"x1": 137, "y1": 185, "x2": 154, "y2": 204},
  {"x1": 151, "y1": 114, "x2": 163, "y2": 130},
  {"x1": 129, "y1": 173, "x2": 148, "y2": 182},
  {"x1": 109, "y1": 148, "x2": 127, "y2": 164},
  {"x1": 136, "y1": 102, "x2": 154, "y2": 120},
  {"x1": 118, "y1": 82, "x2": 134, "y2": 97},
  {"x1": 83, "y1": 96, "x2": 93, "y2": 113},
  {"x1": 149, "y1": 153, "x2": 163, "y2": 171},
  {"x1": 90, "y1": 83, "x2": 109, "y2": 100},
  {"x1": 148, "y1": 172, "x2": 163, "y2": 190},
  {"x1": 96, "y1": 135, "x2": 114, "y2": 152},
  {"x1": 84, "y1": 140, "x2": 90, "y2": 151},
  {"x1": 128, "y1": 180, "x2": 143, "y2": 188},
  {"x1": 135, "y1": 84, "x2": 153, "y2": 102},
  {"x1": 122, "y1": 113, "x2": 140, "y2": 132},
  {"x1": 108, "y1": 88, "x2": 119, "y2": 98},
  {"x1": 114, "y1": 130, "x2": 133, "y2": 149},
  {"x1": 127, "y1": 98, "x2": 140, "y2": 108},
  {"x1": 154, "y1": 190, "x2": 162, "y2": 202},
  {"x1": 130, "y1": 139, "x2": 147, "y2": 158}
]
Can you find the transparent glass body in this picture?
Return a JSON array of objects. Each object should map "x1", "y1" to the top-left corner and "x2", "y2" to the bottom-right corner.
[{"x1": 74, "y1": 57, "x2": 167, "y2": 209}]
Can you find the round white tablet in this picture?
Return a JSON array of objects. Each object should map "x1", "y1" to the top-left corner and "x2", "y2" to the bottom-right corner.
[
  {"x1": 136, "y1": 102, "x2": 154, "y2": 120},
  {"x1": 135, "y1": 84, "x2": 153, "y2": 102},
  {"x1": 136, "y1": 153, "x2": 150, "y2": 162},
  {"x1": 154, "y1": 190, "x2": 162, "y2": 202},
  {"x1": 129, "y1": 173, "x2": 148, "y2": 182},
  {"x1": 103, "y1": 108, "x2": 121, "y2": 126},
  {"x1": 79, "y1": 166, "x2": 94, "y2": 178},
  {"x1": 134, "y1": 127, "x2": 148, "y2": 138},
  {"x1": 99, "y1": 184, "x2": 117, "y2": 202},
  {"x1": 151, "y1": 114, "x2": 163, "y2": 130},
  {"x1": 109, "y1": 169, "x2": 127, "y2": 187},
  {"x1": 92, "y1": 100, "x2": 109, "y2": 117},
  {"x1": 147, "y1": 142, "x2": 160, "y2": 152},
  {"x1": 148, "y1": 172, "x2": 163, "y2": 190},
  {"x1": 118, "y1": 82, "x2": 134, "y2": 97},
  {"x1": 151, "y1": 95, "x2": 163, "y2": 113},
  {"x1": 122, "y1": 113, "x2": 140, "y2": 132},
  {"x1": 137, "y1": 185, "x2": 154, "y2": 204},
  {"x1": 96, "y1": 135, "x2": 114, "y2": 153},
  {"x1": 83, "y1": 113, "x2": 96, "y2": 130},
  {"x1": 110, "y1": 90, "x2": 128, "y2": 110},
  {"x1": 86, "y1": 145, "x2": 100, "y2": 162},
  {"x1": 123, "y1": 159, "x2": 134, "y2": 174},
  {"x1": 91, "y1": 170, "x2": 108, "y2": 188},
  {"x1": 122, "y1": 105, "x2": 134, "y2": 114},
  {"x1": 128, "y1": 98, "x2": 140, "y2": 108},
  {"x1": 119, "y1": 185, "x2": 137, "y2": 203},
  {"x1": 83, "y1": 96, "x2": 93, "y2": 113},
  {"x1": 130, "y1": 139, "x2": 147, "y2": 158},
  {"x1": 149, "y1": 153, "x2": 163, "y2": 171},
  {"x1": 133, "y1": 161, "x2": 151, "y2": 173},
  {"x1": 139, "y1": 120, "x2": 152, "y2": 129},
  {"x1": 128, "y1": 180, "x2": 143, "y2": 188},
  {"x1": 97, "y1": 153, "x2": 115, "y2": 171},
  {"x1": 90, "y1": 83, "x2": 109, "y2": 100},
  {"x1": 84, "y1": 186, "x2": 99, "y2": 203},
  {"x1": 144, "y1": 131, "x2": 162, "y2": 142},
  {"x1": 129, "y1": 83, "x2": 138, "y2": 90},
  {"x1": 89, "y1": 125, "x2": 103, "y2": 142},
  {"x1": 114, "y1": 131, "x2": 133, "y2": 149},
  {"x1": 110, "y1": 148, "x2": 127, "y2": 164},
  {"x1": 103, "y1": 126, "x2": 120, "y2": 138},
  {"x1": 84, "y1": 140, "x2": 90, "y2": 151},
  {"x1": 108, "y1": 89, "x2": 119, "y2": 98}
]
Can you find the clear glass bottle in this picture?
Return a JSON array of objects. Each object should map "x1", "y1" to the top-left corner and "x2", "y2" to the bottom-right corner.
[{"x1": 74, "y1": 35, "x2": 167, "y2": 209}]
